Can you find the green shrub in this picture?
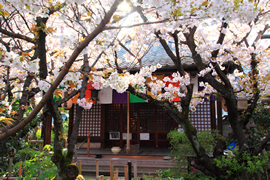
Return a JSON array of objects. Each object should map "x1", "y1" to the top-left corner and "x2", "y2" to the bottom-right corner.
[
  {"x1": 13, "y1": 145, "x2": 56, "y2": 180},
  {"x1": 166, "y1": 129, "x2": 222, "y2": 178}
]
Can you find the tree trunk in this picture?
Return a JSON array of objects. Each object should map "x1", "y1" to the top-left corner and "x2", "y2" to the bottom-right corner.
[{"x1": 48, "y1": 98, "x2": 78, "y2": 180}]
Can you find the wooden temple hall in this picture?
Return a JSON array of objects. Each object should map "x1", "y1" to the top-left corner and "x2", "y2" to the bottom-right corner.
[
  {"x1": 67, "y1": 87, "x2": 222, "y2": 151},
  {"x1": 64, "y1": 43, "x2": 224, "y2": 153}
]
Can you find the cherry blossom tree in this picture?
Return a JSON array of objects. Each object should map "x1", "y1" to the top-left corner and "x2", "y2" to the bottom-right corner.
[
  {"x1": 0, "y1": 0, "x2": 270, "y2": 179},
  {"x1": 0, "y1": 0, "x2": 125, "y2": 179}
]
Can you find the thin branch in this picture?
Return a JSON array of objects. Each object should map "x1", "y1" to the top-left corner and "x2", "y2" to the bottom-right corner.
[
  {"x1": 0, "y1": 28, "x2": 36, "y2": 43},
  {"x1": 210, "y1": 21, "x2": 231, "y2": 88},
  {"x1": 0, "y1": 0, "x2": 121, "y2": 141},
  {"x1": 253, "y1": 131, "x2": 270, "y2": 156},
  {"x1": 171, "y1": 31, "x2": 185, "y2": 76},
  {"x1": 0, "y1": 121, "x2": 8, "y2": 134},
  {"x1": 104, "y1": 19, "x2": 170, "y2": 30},
  {"x1": 0, "y1": 39, "x2": 10, "y2": 52},
  {"x1": 13, "y1": 6, "x2": 32, "y2": 32},
  {"x1": 155, "y1": 30, "x2": 177, "y2": 63},
  {"x1": 126, "y1": 0, "x2": 148, "y2": 22}
]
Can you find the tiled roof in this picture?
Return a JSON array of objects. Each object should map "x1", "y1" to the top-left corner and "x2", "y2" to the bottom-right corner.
[{"x1": 116, "y1": 42, "x2": 195, "y2": 70}]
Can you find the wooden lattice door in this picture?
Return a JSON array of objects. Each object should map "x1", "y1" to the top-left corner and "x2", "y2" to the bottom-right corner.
[
  {"x1": 74, "y1": 104, "x2": 102, "y2": 142},
  {"x1": 189, "y1": 101, "x2": 212, "y2": 131},
  {"x1": 104, "y1": 103, "x2": 176, "y2": 148}
]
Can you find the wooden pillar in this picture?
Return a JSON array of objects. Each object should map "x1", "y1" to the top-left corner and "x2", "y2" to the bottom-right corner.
[
  {"x1": 79, "y1": 160, "x2": 82, "y2": 175},
  {"x1": 128, "y1": 161, "x2": 131, "y2": 180},
  {"x1": 126, "y1": 92, "x2": 130, "y2": 154},
  {"x1": 125, "y1": 165, "x2": 128, "y2": 180},
  {"x1": 217, "y1": 95, "x2": 223, "y2": 134},
  {"x1": 137, "y1": 107, "x2": 140, "y2": 145},
  {"x1": 210, "y1": 99, "x2": 216, "y2": 130},
  {"x1": 114, "y1": 168, "x2": 119, "y2": 180},
  {"x1": 68, "y1": 105, "x2": 74, "y2": 142},
  {"x1": 38, "y1": 141, "x2": 43, "y2": 151},
  {"x1": 120, "y1": 104, "x2": 123, "y2": 148},
  {"x1": 110, "y1": 161, "x2": 113, "y2": 180},
  {"x1": 133, "y1": 161, "x2": 137, "y2": 178},
  {"x1": 100, "y1": 105, "x2": 106, "y2": 149},
  {"x1": 87, "y1": 131, "x2": 90, "y2": 157},
  {"x1": 8, "y1": 157, "x2": 13, "y2": 177},
  {"x1": 18, "y1": 160, "x2": 22, "y2": 176},
  {"x1": 155, "y1": 106, "x2": 158, "y2": 148},
  {"x1": 44, "y1": 114, "x2": 52, "y2": 145},
  {"x1": 96, "y1": 159, "x2": 99, "y2": 180}
]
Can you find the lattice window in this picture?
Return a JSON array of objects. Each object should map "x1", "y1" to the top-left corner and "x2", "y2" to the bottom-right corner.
[
  {"x1": 104, "y1": 103, "x2": 174, "y2": 133},
  {"x1": 138, "y1": 105, "x2": 155, "y2": 132},
  {"x1": 157, "y1": 107, "x2": 174, "y2": 132},
  {"x1": 189, "y1": 101, "x2": 211, "y2": 131},
  {"x1": 129, "y1": 105, "x2": 138, "y2": 133},
  {"x1": 74, "y1": 104, "x2": 101, "y2": 137},
  {"x1": 105, "y1": 104, "x2": 121, "y2": 132}
]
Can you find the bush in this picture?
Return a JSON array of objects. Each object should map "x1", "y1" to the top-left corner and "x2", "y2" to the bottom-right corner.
[
  {"x1": 166, "y1": 128, "x2": 270, "y2": 179},
  {"x1": 13, "y1": 145, "x2": 57, "y2": 180},
  {"x1": 166, "y1": 129, "x2": 222, "y2": 178}
]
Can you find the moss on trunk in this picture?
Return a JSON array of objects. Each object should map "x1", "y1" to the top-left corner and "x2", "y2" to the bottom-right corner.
[{"x1": 52, "y1": 150, "x2": 77, "y2": 180}]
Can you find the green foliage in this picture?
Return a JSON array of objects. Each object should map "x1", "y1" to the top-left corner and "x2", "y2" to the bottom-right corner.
[
  {"x1": 0, "y1": 98, "x2": 40, "y2": 176},
  {"x1": 36, "y1": 128, "x2": 55, "y2": 141},
  {"x1": 0, "y1": 136, "x2": 24, "y2": 175},
  {"x1": 13, "y1": 145, "x2": 56, "y2": 180},
  {"x1": 213, "y1": 150, "x2": 270, "y2": 179},
  {"x1": 166, "y1": 128, "x2": 270, "y2": 179},
  {"x1": 157, "y1": 168, "x2": 174, "y2": 179},
  {"x1": 166, "y1": 129, "x2": 222, "y2": 178},
  {"x1": 249, "y1": 104, "x2": 270, "y2": 151},
  {"x1": 134, "y1": 173, "x2": 183, "y2": 180},
  {"x1": 13, "y1": 147, "x2": 38, "y2": 161}
]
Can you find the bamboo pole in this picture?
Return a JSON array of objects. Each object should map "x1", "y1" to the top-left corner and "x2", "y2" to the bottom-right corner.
[
  {"x1": 126, "y1": 92, "x2": 130, "y2": 154},
  {"x1": 96, "y1": 159, "x2": 99, "y2": 180},
  {"x1": 79, "y1": 160, "x2": 82, "y2": 175},
  {"x1": 110, "y1": 161, "x2": 113, "y2": 180},
  {"x1": 87, "y1": 131, "x2": 90, "y2": 157}
]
